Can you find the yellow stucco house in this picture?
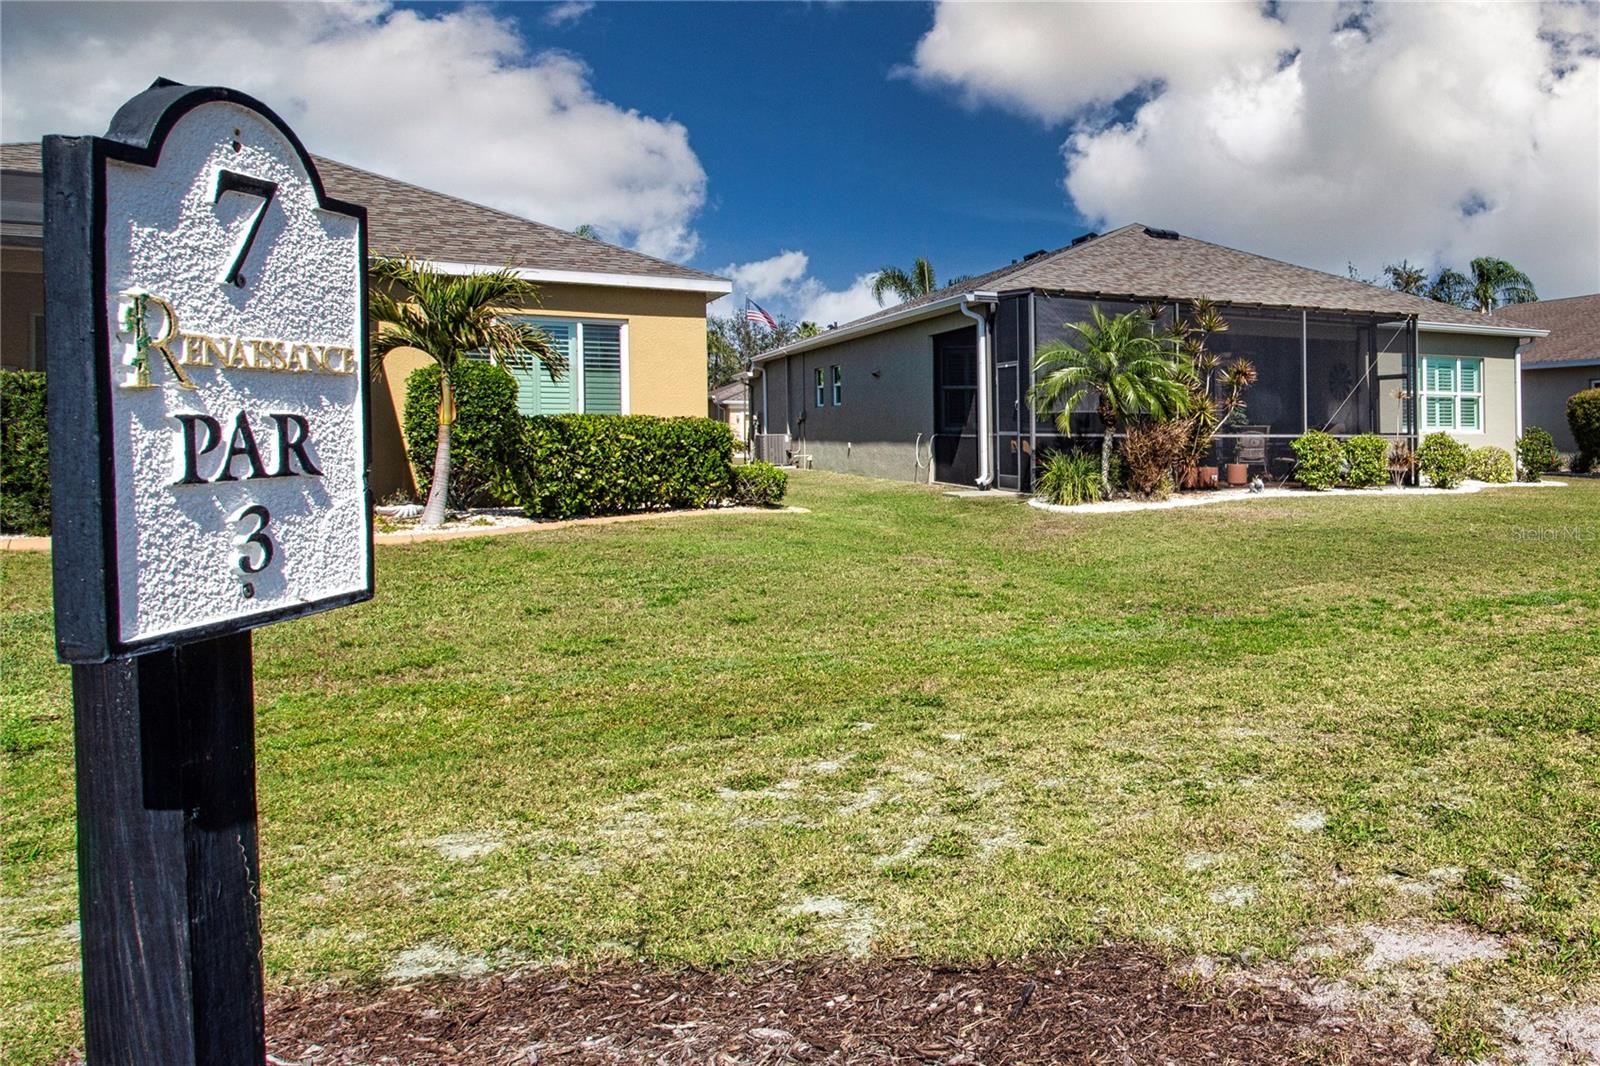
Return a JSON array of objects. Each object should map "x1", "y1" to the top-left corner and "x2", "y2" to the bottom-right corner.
[{"x1": 0, "y1": 142, "x2": 731, "y2": 499}]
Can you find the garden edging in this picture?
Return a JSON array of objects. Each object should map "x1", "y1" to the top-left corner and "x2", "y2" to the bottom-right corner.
[{"x1": 1028, "y1": 479, "x2": 1567, "y2": 515}]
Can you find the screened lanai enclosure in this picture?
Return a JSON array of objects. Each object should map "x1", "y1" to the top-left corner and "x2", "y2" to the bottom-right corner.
[{"x1": 985, "y1": 293, "x2": 1421, "y2": 492}]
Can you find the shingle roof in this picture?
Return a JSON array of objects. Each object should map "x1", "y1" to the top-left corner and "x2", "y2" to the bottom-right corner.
[
  {"x1": 830, "y1": 223, "x2": 1540, "y2": 334},
  {"x1": 1503, "y1": 294, "x2": 1600, "y2": 365},
  {"x1": 1, "y1": 142, "x2": 728, "y2": 291}
]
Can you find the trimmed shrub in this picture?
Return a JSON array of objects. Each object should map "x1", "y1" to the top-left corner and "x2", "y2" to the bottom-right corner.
[
  {"x1": 1417, "y1": 432, "x2": 1471, "y2": 488},
  {"x1": 1516, "y1": 427, "x2": 1560, "y2": 482},
  {"x1": 1343, "y1": 434, "x2": 1390, "y2": 489},
  {"x1": 728, "y1": 461, "x2": 787, "y2": 506},
  {"x1": 1035, "y1": 449, "x2": 1103, "y2": 506},
  {"x1": 403, "y1": 361, "x2": 524, "y2": 508},
  {"x1": 1569, "y1": 387, "x2": 1600, "y2": 472},
  {"x1": 1291, "y1": 430, "x2": 1344, "y2": 490},
  {"x1": 1468, "y1": 445, "x2": 1514, "y2": 484},
  {"x1": 1, "y1": 370, "x2": 49, "y2": 535},
  {"x1": 511, "y1": 414, "x2": 734, "y2": 519}
]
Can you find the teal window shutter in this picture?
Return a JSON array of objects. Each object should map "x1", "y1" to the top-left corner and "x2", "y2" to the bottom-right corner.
[
  {"x1": 502, "y1": 318, "x2": 575, "y2": 415},
  {"x1": 1457, "y1": 359, "x2": 1480, "y2": 394},
  {"x1": 581, "y1": 323, "x2": 623, "y2": 414}
]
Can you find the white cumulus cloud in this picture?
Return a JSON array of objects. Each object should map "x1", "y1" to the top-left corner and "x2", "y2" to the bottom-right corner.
[
  {"x1": 544, "y1": 2, "x2": 595, "y2": 28},
  {"x1": 711, "y1": 250, "x2": 885, "y2": 326},
  {"x1": 909, "y1": 1, "x2": 1600, "y2": 297},
  {"x1": 0, "y1": 1, "x2": 708, "y2": 262}
]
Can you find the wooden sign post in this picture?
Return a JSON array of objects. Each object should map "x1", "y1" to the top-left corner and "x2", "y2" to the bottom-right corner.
[{"x1": 43, "y1": 80, "x2": 372, "y2": 1064}]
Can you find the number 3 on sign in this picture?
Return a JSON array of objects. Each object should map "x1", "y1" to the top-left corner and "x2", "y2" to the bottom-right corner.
[{"x1": 231, "y1": 504, "x2": 275, "y2": 576}]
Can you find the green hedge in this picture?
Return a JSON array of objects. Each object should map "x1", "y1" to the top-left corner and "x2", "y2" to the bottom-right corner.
[
  {"x1": 1343, "y1": 434, "x2": 1390, "y2": 489},
  {"x1": 403, "y1": 361, "x2": 523, "y2": 508},
  {"x1": 1468, "y1": 445, "x2": 1514, "y2": 484},
  {"x1": 1, "y1": 371, "x2": 49, "y2": 535},
  {"x1": 1291, "y1": 430, "x2": 1343, "y2": 490},
  {"x1": 511, "y1": 414, "x2": 734, "y2": 519},
  {"x1": 1417, "y1": 432, "x2": 1470, "y2": 489},
  {"x1": 1569, "y1": 387, "x2": 1600, "y2": 472},
  {"x1": 1516, "y1": 427, "x2": 1559, "y2": 482},
  {"x1": 728, "y1": 461, "x2": 788, "y2": 506}
]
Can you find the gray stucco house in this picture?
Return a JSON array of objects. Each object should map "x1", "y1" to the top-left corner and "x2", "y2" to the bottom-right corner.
[
  {"x1": 749, "y1": 225, "x2": 1546, "y2": 491},
  {"x1": 1512, "y1": 294, "x2": 1600, "y2": 456}
]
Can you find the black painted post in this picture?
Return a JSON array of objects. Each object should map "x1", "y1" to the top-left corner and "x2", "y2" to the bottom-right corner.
[{"x1": 74, "y1": 632, "x2": 264, "y2": 1065}]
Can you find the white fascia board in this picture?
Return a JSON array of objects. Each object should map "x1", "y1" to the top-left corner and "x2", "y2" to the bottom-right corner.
[
  {"x1": 752, "y1": 292, "x2": 998, "y2": 366},
  {"x1": 428, "y1": 259, "x2": 732, "y2": 295},
  {"x1": 1418, "y1": 319, "x2": 1550, "y2": 338}
]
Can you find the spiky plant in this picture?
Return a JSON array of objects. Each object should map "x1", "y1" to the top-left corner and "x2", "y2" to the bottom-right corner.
[
  {"x1": 1030, "y1": 306, "x2": 1188, "y2": 498},
  {"x1": 370, "y1": 257, "x2": 564, "y2": 527}
]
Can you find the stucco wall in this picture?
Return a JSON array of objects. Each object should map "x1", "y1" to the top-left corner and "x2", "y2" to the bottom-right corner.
[
  {"x1": 522, "y1": 282, "x2": 711, "y2": 418},
  {"x1": 1522, "y1": 364, "x2": 1600, "y2": 454},
  {"x1": 1417, "y1": 330, "x2": 1522, "y2": 453},
  {"x1": 753, "y1": 310, "x2": 970, "y2": 482},
  {"x1": 371, "y1": 282, "x2": 715, "y2": 500},
  {"x1": 1, "y1": 248, "x2": 45, "y2": 370}
]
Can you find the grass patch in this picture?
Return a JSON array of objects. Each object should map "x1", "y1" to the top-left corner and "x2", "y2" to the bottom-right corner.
[{"x1": 3, "y1": 473, "x2": 1599, "y2": 1062}]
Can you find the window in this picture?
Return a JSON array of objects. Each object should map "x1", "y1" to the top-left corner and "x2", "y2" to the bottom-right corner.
[
  {"x1": 1421, "y1": 356, "x2": 1483, "y2": 432},
  {"x1": 474, "y1": 318, "x2": 626, "y2": 415},
  {"x1": 831, "y1": 365, "x2": 842, "y2": 406},
  {"x1": 815, "y1": 368, "x2": 825, "y2": 408}
]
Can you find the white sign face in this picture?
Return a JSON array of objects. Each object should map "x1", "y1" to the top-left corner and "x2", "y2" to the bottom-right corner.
[{"x1": 101, "y1": 98, "x2": 369, "y2": 647}]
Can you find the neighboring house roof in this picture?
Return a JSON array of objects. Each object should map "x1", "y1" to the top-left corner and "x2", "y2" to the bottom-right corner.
[
  {"x1": 758, "y1": 224, "x2": 1542, "y2": 363},
  {"x1": 709, "y1": 379, "x2": 748, "y2": 406},
  {"x1": 0, "y1": 142, "x2": 729, "y2": 295},
  {"x1": 1506, "y1": 294, "x2": 1600, "y2": 367}
]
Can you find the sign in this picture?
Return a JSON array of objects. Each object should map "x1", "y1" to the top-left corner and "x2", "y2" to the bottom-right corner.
[
  {"x1": 47, "y1": 78, "x2": 372, "y2": 663},
  {"x1": 44, "y1": 80, "x2": 373, "y2": 1066}
]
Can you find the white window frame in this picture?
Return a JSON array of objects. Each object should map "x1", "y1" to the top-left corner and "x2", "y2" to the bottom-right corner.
[
  {"x1": 815, "y1": 367, "x2": 825, "y2": 408},
  {"x1": 831, "y1": 364, "x2": 843, "y2": 406},
  {"x1": 485, "y1": 315, "x2": 630, "y2": 414},
  {"x1": 1421, "y1": 355, "x2": 1484, "y2": 433}
]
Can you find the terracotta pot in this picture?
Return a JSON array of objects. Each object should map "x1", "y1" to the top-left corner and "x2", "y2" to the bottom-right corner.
[
  {"x1": 1225, "y1": 463, "x2": 1249, "y2": 487},
  {"x1": 1199, "y1": 465, "x2": 1220, "y2": 489}
]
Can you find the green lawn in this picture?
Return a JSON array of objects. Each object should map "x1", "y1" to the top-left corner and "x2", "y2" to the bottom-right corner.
[{"x1": 4, "y1": 472, "x2": 1599, "y2": 1062}]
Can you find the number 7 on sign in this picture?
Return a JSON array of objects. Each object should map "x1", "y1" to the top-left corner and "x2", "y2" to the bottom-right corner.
[{"x1": 214, "y1": 170, "x2": 279, "y2": 289}]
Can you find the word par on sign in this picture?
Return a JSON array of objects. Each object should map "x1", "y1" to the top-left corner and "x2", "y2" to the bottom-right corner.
[{"x1": 45, "y1": 81, "x2": 373, "y2": 662}]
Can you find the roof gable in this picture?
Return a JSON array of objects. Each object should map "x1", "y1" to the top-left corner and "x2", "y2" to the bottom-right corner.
[{"x1": 1508, "y1": 294, "x2": 1600, "y2": 364}]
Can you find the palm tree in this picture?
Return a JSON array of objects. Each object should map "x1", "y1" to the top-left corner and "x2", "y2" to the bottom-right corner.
[
  {"x1": 1030, "y1": 306, "x2": 1189, "y2": 497},
  {"x1": 1466, "y1": 256, "x2": 1537, "y2": 313},
  {"x1": 1383, "y1": 261, "x2": 1428, "y2": 296},
  {"x1": 1426, "y1": 268, "x2": 1471, "y2": 307},
  {"x1": 871, "y1": 257, "x2": 937, "y2": 306},
  {"x1": 370, "y1": 257, "x2": 564, "y2": 527}
]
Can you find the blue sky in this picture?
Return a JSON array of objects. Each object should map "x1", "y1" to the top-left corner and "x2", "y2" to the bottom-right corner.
[
  {"x1": 4, "y1": 1, "x2": 1596, "y2": 320},
  {"x1": 474, "y1": 1, "x2": 1098, "y2": 290}
]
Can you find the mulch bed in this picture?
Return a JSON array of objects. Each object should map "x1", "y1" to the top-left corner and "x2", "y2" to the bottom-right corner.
[{"x1": 266, "y1": 946, "x2": 1430, "y2": 1065}]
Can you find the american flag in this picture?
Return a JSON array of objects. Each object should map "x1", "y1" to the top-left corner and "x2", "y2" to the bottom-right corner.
[{"x1": 744, "y1": 298, "x2": 778, "y2": 331}]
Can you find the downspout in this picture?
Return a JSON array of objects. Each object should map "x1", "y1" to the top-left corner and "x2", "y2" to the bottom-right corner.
[
  {"x1": 1514, "y1": 345, "x2": 1525, "y2": 444},
  {"x1": 958, "y1": 295, "x2": 995, "y2": 489}
]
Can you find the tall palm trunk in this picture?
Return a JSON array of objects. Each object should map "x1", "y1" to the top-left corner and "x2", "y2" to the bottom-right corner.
[
  {"x1": 419, "y1": 374, "x2": 454, "y2": 528},
  {"x1": 1098, "y1": 404, "x2": 1116, "y2": 499}
]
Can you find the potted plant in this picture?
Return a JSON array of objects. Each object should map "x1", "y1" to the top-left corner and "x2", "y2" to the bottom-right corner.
[{"x1": 1169, "y1": 298, "x2": 1254, "y2": 492}]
